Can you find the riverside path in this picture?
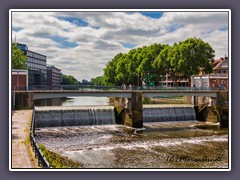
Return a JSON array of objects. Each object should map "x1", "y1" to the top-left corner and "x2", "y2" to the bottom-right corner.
[{"x1": 11, "y1": 110, "x2": 39, "y2": 169}]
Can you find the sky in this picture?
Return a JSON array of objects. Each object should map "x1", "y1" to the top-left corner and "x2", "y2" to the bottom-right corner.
[{"x1": 11, "y1": 10, "x2": 229, "y2": 81}]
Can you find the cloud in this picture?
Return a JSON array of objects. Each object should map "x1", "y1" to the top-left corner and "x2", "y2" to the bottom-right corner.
[{"x1": 11, "y1": 11, "x2": 229, "y2": 81}]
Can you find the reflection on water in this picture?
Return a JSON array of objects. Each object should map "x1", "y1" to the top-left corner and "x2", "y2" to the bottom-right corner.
[
  {"x1": 35, "y1": 121, "x2": 228, "y2": 169},
  {"x1": 61, "y1": 97, "x2": 110, "y2": 106},
  {"x1": 34, "y1": 97, "x2": 110, "y2": 106}
]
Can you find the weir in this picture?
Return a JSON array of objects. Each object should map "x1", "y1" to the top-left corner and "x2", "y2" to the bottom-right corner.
[
  {"x1": 34, "y1": 106, "x2": 116, "y2": 128},
  {"x1": 24, "y1": 91, "x2": 227, "y2": 128},
  {"x1": 34, "y1": 104, "x2": 197, "y2": 128},
  {"x1": 143, "y1": 105, "x2": 196, "y2": 122}
]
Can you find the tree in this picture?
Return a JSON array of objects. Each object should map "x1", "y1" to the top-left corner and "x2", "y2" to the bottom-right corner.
[
  {"x1": 81, "y1": 79, "x2": 90, "y2": 85},
  {"x1": 12, "y1": 43, "x2": 27, "y2": 69},
  {"x1": 62, "y1": 74, "x2": 79, "y2": 85},
  {"x1": 104, "y1": 53, "x2": 125, "y2": 86},
  {"x1": 152, "y1": 45, "x2": 171, "y2": 85},
  {"x1": 168, "y1": 37, "x2": 215, "y2": 85},
  {"x1": 101, "y1": 37, "x2": 215, "y2": 87},
  {"x1": 91, "y1": 76, "x2": 107, "y2": 86}
]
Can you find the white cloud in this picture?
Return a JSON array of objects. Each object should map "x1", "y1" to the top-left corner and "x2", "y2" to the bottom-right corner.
[{"x1": 11, "y1": 10, "x2": 229, "y2": 81}]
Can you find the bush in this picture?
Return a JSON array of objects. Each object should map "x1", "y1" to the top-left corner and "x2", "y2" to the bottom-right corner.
[{"x1": 39, "y1": 144, "x2": 83, "y2": 168}]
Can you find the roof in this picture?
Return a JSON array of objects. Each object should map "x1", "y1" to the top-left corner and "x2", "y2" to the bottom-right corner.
[{"x1": 213, "y1": 57, "x2": 228, "y2": 70}]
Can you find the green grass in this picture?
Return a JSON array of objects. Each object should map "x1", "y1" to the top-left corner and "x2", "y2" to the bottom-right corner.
[{"x1": 39, "y1": 144, "x2": 83, "y2": 168}]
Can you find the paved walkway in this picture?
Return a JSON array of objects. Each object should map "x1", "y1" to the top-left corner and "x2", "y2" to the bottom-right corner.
[{"x1": 11, "y1": 110, "x2": 39, "y2": 169}]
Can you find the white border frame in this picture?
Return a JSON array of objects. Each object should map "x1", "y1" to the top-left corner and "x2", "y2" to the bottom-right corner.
[{"x1": 9, "y1": 9, "x2": 231, "y2": 171}]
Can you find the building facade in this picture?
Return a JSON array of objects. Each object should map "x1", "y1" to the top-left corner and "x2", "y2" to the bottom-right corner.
[
  {"x1": 192, "y1": 56, "x2": 229, "y2": 90},
  {"x1": 213, "y1": 56, "x2": 228, "y2": 75},
  {"x1": 18, "y1": 43, "x2": 47, "y2": 87},
  {"x1": 158, "y1": 74, "x2": 189, "y2": 87},
  {"x1": 47, "y1": 65, "x2": 62, "y2": 87},
  {"x1": 12, "y1": 69, "x2": 28, "y2": 90}
]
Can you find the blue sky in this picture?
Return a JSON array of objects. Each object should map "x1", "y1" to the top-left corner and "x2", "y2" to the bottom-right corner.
[
  {"x1": 139, "y1": 12, "x2": 163, "y2": 19},
  {"x1": 12, "y1": 10, "x2": 229, "y2": 81}
]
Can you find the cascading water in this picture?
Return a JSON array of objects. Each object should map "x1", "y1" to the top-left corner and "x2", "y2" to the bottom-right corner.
[
  {"x1": 143, "y1": 104, "x2": 196, "y2": 122},
  {"x1": 34, "y1": 106, "x2": 116, "y2": 128},
  {"x1": 34, "y1": 104, "x2": 197, "y2": 128}
]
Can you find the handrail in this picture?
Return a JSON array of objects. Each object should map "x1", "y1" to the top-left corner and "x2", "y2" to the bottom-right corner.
[
  {"x1": 12, "y1": 84, "x2": 228, "y2": 91},
  {"x1": 30, "y1": 106, "x2": 50, "y2": 168}
]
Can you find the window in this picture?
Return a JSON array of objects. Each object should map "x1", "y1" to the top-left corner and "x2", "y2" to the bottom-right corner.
[{"x1": 222, "y1": 63, "x2": 228, "y2": 67}]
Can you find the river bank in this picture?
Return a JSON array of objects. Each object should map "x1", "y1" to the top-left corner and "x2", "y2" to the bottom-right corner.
[{"x1": 11, "y1": 110, "x2": 39, "y2": 168}]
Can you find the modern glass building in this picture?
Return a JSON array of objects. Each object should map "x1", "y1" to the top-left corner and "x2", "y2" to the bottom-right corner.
[
  {"x1": 47, "y1": 65, "x2": 62, "y2": 87},
  {"x1": 18, "y1": 43, "x2": 47, "y2": 87}
]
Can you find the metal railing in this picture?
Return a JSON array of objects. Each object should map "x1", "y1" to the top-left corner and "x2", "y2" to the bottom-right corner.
[
  {"x1": 30, "y1": 107, "x2": 50, "y2": 168},
  {"x1": 13, "y1": 85, "x2": 227, "y2": 91}
]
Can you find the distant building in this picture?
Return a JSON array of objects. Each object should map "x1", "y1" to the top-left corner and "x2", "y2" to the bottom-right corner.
[
  {"x1": 213, "y1": 56, "x2": 228, "y2": 75},
  {"x1": 12, "y1": 69, "x2": 28, "y2": 90},
  {"x1": 192, "y1": 56, "x2": 228, "y2": 90},
  {"x1": 47, "y1": 65, "x2": 62, "y2": 87},
  {"x1": 158, "y1": 74, "x2": 189, "y2": 87},
  {"x1": 18, "y1": 43, "x2": 47, "y2": 87}
]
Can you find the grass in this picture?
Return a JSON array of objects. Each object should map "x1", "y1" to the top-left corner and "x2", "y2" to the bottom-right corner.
[
  {"x1": 39, "y1": 144, "x2": 83, "y2": 168},
  {"x1": 21, "y1": 112, "x2": 40, "y2": 168}
]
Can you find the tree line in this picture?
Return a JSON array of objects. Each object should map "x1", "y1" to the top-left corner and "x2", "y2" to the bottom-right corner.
[{"x1": 91, "y1": 37, "x2": 215, "y2": 86}]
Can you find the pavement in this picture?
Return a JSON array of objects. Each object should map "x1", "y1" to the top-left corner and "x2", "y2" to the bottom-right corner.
[{"x1": 11, "y1": 110, "x2": 39, "y2": 169}]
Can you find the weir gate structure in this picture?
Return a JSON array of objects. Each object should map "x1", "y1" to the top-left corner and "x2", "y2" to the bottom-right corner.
[{"x1": 14, "y1": 89, "x2": 228, "y2": 128}]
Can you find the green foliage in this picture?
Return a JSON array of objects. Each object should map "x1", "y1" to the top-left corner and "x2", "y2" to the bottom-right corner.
[
  {"x1": 91, "y1": 76, "x2": 108, "y2": 86},
  {"x1": 62, "y1": 74, "x2": 79, "y2": 85},
  {"x1": 168, "y1": 37, "x2": 215, "y2": 84},
  {"x1": 12, "y1": 43, "x2": 27, "y2": 69},
  {"x1": 80, "y1": 79, "x2": 90, "y2": 85},
  {"x1": 102, "y1": 37, "x2": 215, "y2": 86},
  {"x1": 39, "y1": 144, "x2": 82, "y2": 168}
]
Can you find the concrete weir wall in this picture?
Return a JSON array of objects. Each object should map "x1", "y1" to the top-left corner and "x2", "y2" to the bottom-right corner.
[
  {"x1": 125, "y1": 92, "x2": 143, "y2": 128},
  {"x1": 111, "y1": 92, "x2": 143, "y2": 128},
  {"x1": 34, "y1": 106, "x2": 116, "y2": 128}
]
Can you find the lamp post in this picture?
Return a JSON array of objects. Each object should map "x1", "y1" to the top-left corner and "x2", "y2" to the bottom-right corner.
[
  {"x1": 137, "y1": 74, "x2": 139, "y2": 87},
  {"x1": 148, "y1": 72, "x2": 150, "y2": 87}
]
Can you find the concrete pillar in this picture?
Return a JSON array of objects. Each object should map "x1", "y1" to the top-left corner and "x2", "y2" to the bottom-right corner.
[
  {"x1": 191, "y1": 96, "x2": 198, "y2": 106},
  {"x1": 207, "y1": 75, "x2": 210, "y2": 89},
  {"x1": 124, "y1": 92, "x2": 143, "y2": 128},
  {"x1": 199, "y1": 76, "x2": 202, "y2": 89},
  {"x1": 216, "y1": 92, "x2": 228, "y2": 107},
  {"x1": 15, "y1": 92, "x2": 34, "y2": 109},
  {"x1": 191, "y1": 76, "x2": 194, "y2": 88}
]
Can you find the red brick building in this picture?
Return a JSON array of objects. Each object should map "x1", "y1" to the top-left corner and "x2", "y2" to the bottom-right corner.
[{"x1": 12, "y1": 69, "x2": 28, "y2": 90}]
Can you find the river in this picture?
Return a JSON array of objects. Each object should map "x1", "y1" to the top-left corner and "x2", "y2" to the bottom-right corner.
[{"x1": 34, "y1": 97, "x2": 229, "y2": 169}]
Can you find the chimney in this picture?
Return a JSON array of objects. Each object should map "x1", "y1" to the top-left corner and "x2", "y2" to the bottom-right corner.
[{"x1": 224, "y1": 54, "x2": 228, "y2": 60}]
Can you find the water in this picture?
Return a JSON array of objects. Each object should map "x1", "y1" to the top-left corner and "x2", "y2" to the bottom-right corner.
[
  {"x1": 34, "y1": 104, "x2": 196, "y2": 128},
  {"x1": 34, "y1": 97, "x2": 228, "y2": 168},
  {"x1": 34, "y1": 106, "x2": 116, "y2": 128},
  {"x1": 34, "y1": 97, "x2": 110, "y2": 107},
  {"x1": 35, "y1": 121, "x2": 228, "y2": 168},
  {"x1": 61, "y1": 97, "x2": 110, "y2": 106},
  {"x1": 143, "y1": 104, "x2": 196, "y2": 122}
]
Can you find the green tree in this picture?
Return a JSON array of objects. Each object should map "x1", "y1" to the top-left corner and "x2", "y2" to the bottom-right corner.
[
  {"x1": 137, "y1": 44, "x2": 165, "y2": 86},
  {"x1": 152, "y1": 45, "x2": 171, "y2": 85},
  {"x1": 104, "y1": 53, "x2": 124, "y2": 86},
  {"x1": 12, "y1": 43, "x2": 27, "y2": 69},
  {"x1": 168, "y1": 37, "x2": 215, "y2": 85},
  {"x1": 102, "y1": 37, "x2": 215, "y2": 87},
  {"x1": 62, "y1": 74, "x2": 79, "y2": 85},
  {"x1": 80, "y1": 79, "x2": 90, "y2": 85},
  {"x1": 91, "y1": 76, "x2": 107, "y2": 86}
]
